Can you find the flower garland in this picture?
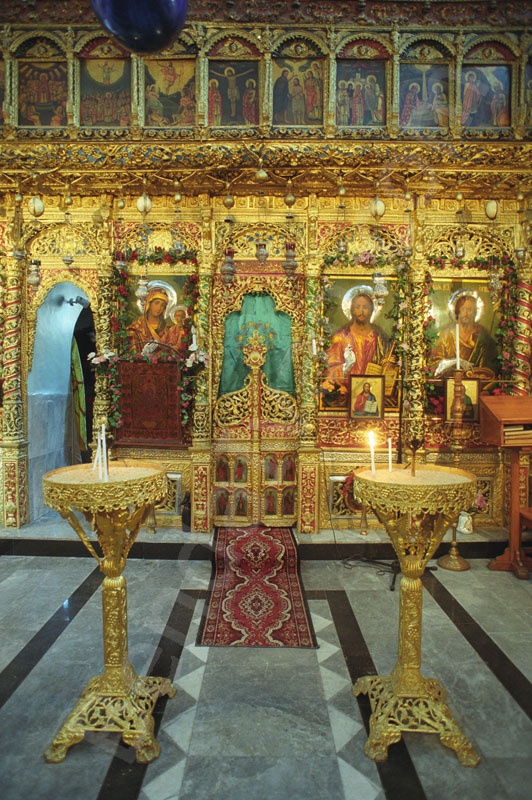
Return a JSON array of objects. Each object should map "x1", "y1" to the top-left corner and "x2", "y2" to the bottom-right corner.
[
  {"x1": 321, "y1": 249, "x2": 393, "y2": 272},
  {"x1": 386, "y1": 260, "x2": 439, "y2": 412},
  {"x1": 120, "y1": 245, "x2": 199, "y2": 268}
]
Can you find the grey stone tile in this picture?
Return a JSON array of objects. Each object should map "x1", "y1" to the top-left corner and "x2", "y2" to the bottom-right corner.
[{"x1": 178, "y1": 755, "x2": 345, "y2": 800}]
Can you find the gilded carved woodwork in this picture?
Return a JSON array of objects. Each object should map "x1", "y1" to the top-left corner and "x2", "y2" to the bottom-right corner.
[
  {"x1": 1, "y1": 2, "x2": 532, "y2": 533},
  {"x1": 298, "y1": 449, "x2": 320, "y2": 534},
  {"x1": 514, "y1": 278, "x2": 532, "y2": 394},
  {"x1": 118, "y1": 222, "x2": 202, "y2": 259},
  {"x1": 192, "y1": 461, "x2": 210, "y2": 533},
  {"x1": 2, "y1": 255, "x2": 25, "y2": 442},
  {"x1": 403, "y1": 260, "x2": 427, "y2": 452},
  {"x1": 1, "y1": 451, "x2": 29, "y2": 528},
  {"x1": 213, "y1": 327, "x2": 298, "y2": 429}
]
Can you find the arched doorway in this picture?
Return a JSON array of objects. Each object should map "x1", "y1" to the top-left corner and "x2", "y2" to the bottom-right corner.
[{"x1": 27, "y1": 282, "x2": 93, "y2": 520}]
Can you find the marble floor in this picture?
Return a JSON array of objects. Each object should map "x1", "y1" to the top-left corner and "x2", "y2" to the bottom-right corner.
[{"x1": 0, "y1": 514, "x2": 531, "y2": 800}]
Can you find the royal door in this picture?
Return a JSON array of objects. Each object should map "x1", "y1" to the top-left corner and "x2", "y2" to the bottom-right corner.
[{"x1": 212, "y1": 328, "x2": 298, "y2": 527}]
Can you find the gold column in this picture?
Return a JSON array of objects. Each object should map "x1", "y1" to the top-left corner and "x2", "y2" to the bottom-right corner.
[
  {"x1": 1, "y1": 250, "x2": 29, "y2": 527},
  {"x1": 42, "y1": 460, "x2": 173, "y2": 764},
  {"x1": 189, "y1": 211, "x2": 214, "y2": 533},
  {"x1": 92, "y1": 254, "x2": 114, "y2": 434},
  {"x1": 298, "y1": 270, "x2": 320, "y2": 533},
  {"x1": 403, "y1": 247, "x2": 426, "y2": 460},
  {"x1": 192, "y1": 271, "x2": 212, "y2": 444}
]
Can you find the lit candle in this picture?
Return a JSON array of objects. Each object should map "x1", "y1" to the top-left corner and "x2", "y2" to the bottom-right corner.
[
  {"x1": 311, "y1": 337, "x2": 317, "y2": 356},
  {"x1": 455, "y1": 322, "x2": 460, "y2": 370},
  {"x1": 388, "y1": 437, "x2": 392, "y2": 471},
  {"x1": 368, "y1": 431, "x2": 375, "y2": 475}
]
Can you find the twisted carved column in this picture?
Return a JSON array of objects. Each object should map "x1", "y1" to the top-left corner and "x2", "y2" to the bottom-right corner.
[
  {"x1": 298, "y1": 271, "x2": 321, "y2": 533},
  {"x1": 1, "y1": 253, "x2": 29, "y2": 526},
  {"x1": 403, "y1": 255, "x2": 426, "y2": 459},
  {"x1": 190, "y1": 257, "x2": 213, "y2": 533},
  {"x1": 513, "y1": 274, "x2": 532, "y2": 395},
  {"x1": 192, "y1": 271, "x2": 212, "y2": 443},
  {"x1": 92, "y1": 254, "x2": 114, "y2": 436}
]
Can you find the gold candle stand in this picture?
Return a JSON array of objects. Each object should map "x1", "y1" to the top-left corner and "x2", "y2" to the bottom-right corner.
[
  {"x1": 438, "y1": 524, "x2": 471, "y2": 571},
  {"x1": 42, "y1": 460, "x2": 173, "y2": 764},
  {"x1": 352, "y1": 465, "x2": 480, "y2": 767}
]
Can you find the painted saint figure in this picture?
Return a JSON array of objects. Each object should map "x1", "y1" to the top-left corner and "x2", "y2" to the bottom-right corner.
[
  {"x1": 461, "y1": 71, "x2": 482, "y2": 126},
  {"x1": 234, "y1": 458, "x2": 247, "y2": 482},
  {"x1": 235, "y1": 491, "x2": 247, "y2": 516},
  {"x1": 273, "y1": 69, "x2": 291, "y2": 124},
  {"x1": 242, "y1": 78, "x2": 259, "y2": 125},
  {"x1": 127, "y1": 288, "x2": 171, "y2": 355},
  {"x1": 432, "y1": 293, "x2": 499, "y2": 379},
  {"x1": 322, "y1": 291, "x2": 393, "y2": 408},
  {"x1": 208, "y1": 79, "x2": 222, "y2": 126},
  {"x1": 166, "y1": 305, "x2": 188, "y2": 351},
  {"x1": 400, "y1": 82, "x2": 421, "y2": 126},
  {"x1": 353, "y1": 381, "x2": 379, "y2": 416}
]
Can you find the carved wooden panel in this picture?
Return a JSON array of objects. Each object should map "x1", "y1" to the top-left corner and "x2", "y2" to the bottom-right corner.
[{"x1": 114, "y1": 361, "x2": 184, "y2": 446}]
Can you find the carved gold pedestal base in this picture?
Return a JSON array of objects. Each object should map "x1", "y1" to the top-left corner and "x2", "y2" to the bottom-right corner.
[
  {"x1": 438, "y1": 543, "x2": 470, "y2": 571},
  {"x1": 44, "y1": 670, "x2": 176, "y2": 764},
  {"x1": 354, "y1": 674, "x2": 480, "y2": 767}
]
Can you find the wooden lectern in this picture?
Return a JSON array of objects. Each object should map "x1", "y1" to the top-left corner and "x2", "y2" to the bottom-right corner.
[{"x1": 479, "y1": 395, "x2": 532, "y2": 579}]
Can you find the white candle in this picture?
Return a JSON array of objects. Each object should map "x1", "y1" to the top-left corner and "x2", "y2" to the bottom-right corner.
[
  {"x1": 192, "y1": 330, "x2": 197, "y2": 348},
  {"x1": 388, "y1": 437, "x2": 392, "y2": 471},
  {"x1": 368, "y1": 431, "x2": 375, "y2": 475},
  {"x1": 455, "y1": 322, "x2": 460, "y2": 370},
  {"x1": 311, "y1": 337, "x2": 317, "y2": 356},
  {"x1": 97, "y1": 432, "x2": 103, "y2": 480},
  {"x1": 92, "y1": 432, "x2": 102, "y2": 476},
  {"x1": 101, "y1": 424, "x2": 108, "y2": 482}
]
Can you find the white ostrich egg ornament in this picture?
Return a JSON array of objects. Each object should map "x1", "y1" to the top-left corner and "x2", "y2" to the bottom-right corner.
[
  {"x1": 28, "y1": 196, "x2": 44, "y2": 217},
  {"x1": 136, "y1": 193, "x2": 152, "y2": 215},
  {"x1": 485, "y1": 199, "x2": 498, "y2": 220},
  {"x1": 370, "y1": 196, "x2": 386, "y2": 220}
]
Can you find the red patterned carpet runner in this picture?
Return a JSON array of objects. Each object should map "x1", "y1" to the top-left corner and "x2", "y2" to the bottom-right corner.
[{"x1": 198, "y1": 526, "x2": 317, "y2": 647}]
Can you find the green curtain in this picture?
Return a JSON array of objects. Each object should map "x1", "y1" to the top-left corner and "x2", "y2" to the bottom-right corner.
[
  {"x1": 70, "y1": 337, "x2": 88, "y2": 452},
  {"x1": 219, "y1": 293, "x2": 295, "y2": 397}
]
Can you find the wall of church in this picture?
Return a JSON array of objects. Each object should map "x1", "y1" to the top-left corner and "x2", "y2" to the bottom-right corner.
[{"x1": 0, "y1": 2, "x2": 531, "y2": 530}]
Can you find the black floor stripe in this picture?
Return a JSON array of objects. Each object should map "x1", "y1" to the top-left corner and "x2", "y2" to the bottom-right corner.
[
  {"x1": 0, "y1": 537, "x2": 505, "y2": 560},
  {"x1": 325, "y1": 589, "x2": 428, "y2": 800},
  {"x1": 0, "y1": 566, "x2": 102, "y2": 711},
  {"x1": 422, "y1": 571, "x2": 532, "y2": 721},
  {"x1": 96, "y1": 589, "x2": 205, "y2": 800}
]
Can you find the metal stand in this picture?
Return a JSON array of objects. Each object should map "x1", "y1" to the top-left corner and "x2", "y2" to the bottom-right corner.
[
  {"x1": 344, "y1": 555, "x2": 436, "y2": 591},
  {"x1": 345, "y1": 504, "x2": 435, "y2": 591},
  {"x1": 438, "y1": 525, "x2": 470, "y2": 571}
]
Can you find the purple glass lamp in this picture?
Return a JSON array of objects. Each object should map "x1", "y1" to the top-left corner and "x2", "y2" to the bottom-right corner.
[{"x1": 90, "y1": 0, "x2": 188, "y2": 53}]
